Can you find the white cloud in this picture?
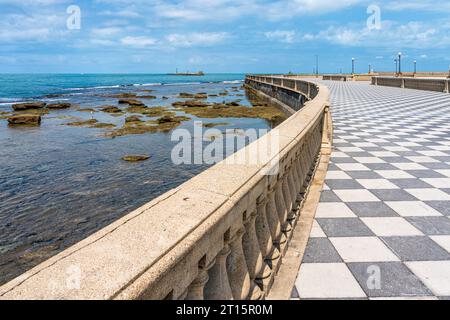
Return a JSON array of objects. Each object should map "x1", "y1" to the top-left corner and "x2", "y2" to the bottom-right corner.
[
  {"x1": 384, "y1": 0, "x2": 450, "y2": 12},
  {"x1": 307, "y1": 20, "x2": 450, "y2": 49},
  {"x1": 265, "y1": 30, "x2": 296, "y2": 43},
  {"x1": 166, "y1": 32, "x2": 229, "y2": 47},
  {"x1": 0, "y1": 13, "x2": 66, "y2": 42},
  {"x1": 91, "y1": 27, "x2": 123, "y2": 37},
  {"x1": 100, "y1": 9, "x2": 141, "y2": 18},
  {"x1": 153, "y1": 0, "x2": 365, "y2": 22},
  {"x1": 120, "y1": 36, "x2": 157, "y2": 47}
]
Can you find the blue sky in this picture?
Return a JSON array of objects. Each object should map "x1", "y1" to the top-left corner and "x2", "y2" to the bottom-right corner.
[{"x1": 0, "y1": 0, "x2": 449, "y2": 73}]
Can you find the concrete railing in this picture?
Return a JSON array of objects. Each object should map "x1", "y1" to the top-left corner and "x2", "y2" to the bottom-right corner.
[
  {"x1": 0, "y1": 76, "x2": 331, "y2": 300},
  {"x1": 373, "y1": 77, "x2": 449, "y2": 93},
  {"x1": 323, "y1": 75, "x2": 347, "y2": 81}
]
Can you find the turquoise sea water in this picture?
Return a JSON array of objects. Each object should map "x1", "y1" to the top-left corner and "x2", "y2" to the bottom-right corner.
[{"x1": 0, "y1": 73, "x2": 281, "y2": 285}]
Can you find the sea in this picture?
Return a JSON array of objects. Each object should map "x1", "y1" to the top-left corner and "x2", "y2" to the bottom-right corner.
[{"x1": 0, "y1": 73, "x2": 280, "y2": 285}]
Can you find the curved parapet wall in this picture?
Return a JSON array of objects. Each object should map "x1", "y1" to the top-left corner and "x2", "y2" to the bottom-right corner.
[{"x1": 0, "y1": 76, "x2": 331, "y2": 300}]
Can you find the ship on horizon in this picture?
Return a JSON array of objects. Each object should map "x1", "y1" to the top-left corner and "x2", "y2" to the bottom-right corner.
[{"x1": 167, "y1": 69, "x2": 205, "y2": 76}]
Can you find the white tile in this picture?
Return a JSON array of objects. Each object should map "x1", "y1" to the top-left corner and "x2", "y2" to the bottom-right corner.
[
  {"x1": 378, "y1": 135, "x2": 397, "y2": 140},
  {"x1": 323, "y1": 184, "x2": 330, "y2": 191},
  {"x1": 325, "y1": 171, "x2": 352, "y2": 180},
  {"x1": 418, "y1": 150, "x2": 449, "y2": 157},
  {"x1": 430, "y1": 146, "x2": 450, "y2": 151},
  {"x1": 356, "y1": 179, "x2": 399, "y2": 190},
  {"x1": 367, "y1": 138, "x2": 389, "y2": 143},
  {"x1": 396, "y1": 142, "x2": 421, "y2": 147},
  {"x1": 353, "y1": 142, "x2": 378, "y2": 147},
  {"x1": 370, "y1": 151, "x2": 399, "y2": 157},
  {"x1": 385, "y1": 201, "x2": 442, "y2": 217},
  {"x1": 421, "y1": 178, "x2": 450, "y2": 189},
  {"x1": 405, "y1": 188, "x2": 450, "y2": 201},
  {"x1": 334, "y1": 189, "x2": 380, "y2": 202},
  {"x1": 296, "y1": 263, "x2": 366, "y2": 299},
  {"x1": 375, "y1": 170, "x2": 415, "y2": 179},
  {"x1": 392, "y1": 163, "x2": 428, "y2": 171},
  {"x1": 332, "y1": 152, "x2": 350, "y2": 158},
  {"x1": 338, "y1": 147, "x2": 365, "y2": 153},
  {"x1": 309, "y1": 220, "x2": 326, "y2": 238},
  {"x1": 430, "y1": 236, "x2": 450, "y2": 253},
  {"x1": 436, "y1": 170, "x2": 450, "y2": 178},
  {"x1": 370, "y1": 297, "x2": 438, "y2": 300},
  {"x1": 361, "y1": 217, "x2": 423, "y2": 236},
  {"x1": 406, "y1": 156, "x2": 439, "y2": 163},
  {"x1": 354, "y1": 157, "x2": 386, "y2": 164},
  {"x1": 383, "y1": 146, "x2": 410, "y2": 152},
  {"x1": 330, "y1": 237, "x2": 399, "y2": 262},
  {"x1": 406, "y1": 261, "x2": 450, "y2": 296},
  {"x1": 335, "y1": 163, "x2": 370, "y2": 172},
  {"x1": 315, "y1": 202, "x2": 357, "y2": 218}
]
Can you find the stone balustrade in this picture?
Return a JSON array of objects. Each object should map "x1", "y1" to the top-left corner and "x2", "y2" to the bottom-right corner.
[
  {"x1": 373, "y1": 77, "x2": 450, "y2": 93},
  {"x1": 0, "y1": 76, "x2": 331, "y2": 300},
  {"x1": 323, "y1": 75, "x2": 348, "y2": 81}
]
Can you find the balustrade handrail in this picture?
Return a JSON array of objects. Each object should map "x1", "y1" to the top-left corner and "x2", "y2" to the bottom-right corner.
[
  {"x1": 373, "y1": 76, "x2": 449, "y2": 93},
  {"x1": 0, "y1": 75, "x2": 331, "y2": 300}
]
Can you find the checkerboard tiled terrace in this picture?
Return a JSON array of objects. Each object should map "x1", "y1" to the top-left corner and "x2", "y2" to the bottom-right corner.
[{"x1": 293, "y1": 80, "x2": 450, "y2": 300}]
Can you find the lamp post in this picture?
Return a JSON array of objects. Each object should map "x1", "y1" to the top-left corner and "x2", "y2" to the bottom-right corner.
[
  {"x1": 395, "y1": 58, "x2": 398, "y2": 76},
  {"x1": 315, "y1": 55, "x2": 319, "y2": 78},
  {"x1": 398, "y1": 52, "x2": 402, "y2": 75},
  {"x1": 369, "y1": 64, "x2": 372, "y2": 74},
  {"x1": 414, "y1": 60, "x2": 417, "y2": 74},
  {"x1": 352, "y1": 57, "x2": 355, "y2": 75}
]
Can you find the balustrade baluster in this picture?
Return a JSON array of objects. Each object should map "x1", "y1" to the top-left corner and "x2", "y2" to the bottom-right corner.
[
  {"x1": 227, "y1": 228, "x2": 252, "y2": 300},
  {"x1": 275, "y1": 178, "x2": 291, "y2": 236},
  {"x1": 255, "y1": 195, "x2": 280, "y2": 268},
  {"x1": 204, "y1": 245, "x2": 233, "y2": 300},
  {"x1": 185, "y1": 259, "x2": 215, "y2": 300},
  {"x1": 242, "y1": 210, "x2": 269, "y2": 298}
]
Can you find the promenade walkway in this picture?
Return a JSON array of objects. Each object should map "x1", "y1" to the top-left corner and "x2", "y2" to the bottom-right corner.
[{"x1": 293, "y1": 80, "x2": 450, "y2": 300}]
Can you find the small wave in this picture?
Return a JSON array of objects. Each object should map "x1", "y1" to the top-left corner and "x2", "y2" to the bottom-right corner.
[
  {"x1": 132, "y1": 83, "x2": 162, "y2": 87},
  {"x1": 0, "y1": 98, "x2": 21, "y2": 103},
  {"x1": 45, "y1": 98, "x2": 70, "y2": 102},
  {"x1": 64, "y1": 85, "x2": 122, "y2": 91},
  {"x1": 163, "y1": 82, "x2": 202, "y2": 86},
  {"x1": 223, "y1": 80, "x2": 244, "y2": 84}
]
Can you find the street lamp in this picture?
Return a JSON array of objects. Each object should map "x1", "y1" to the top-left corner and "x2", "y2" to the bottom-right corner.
[
  {"x1": 398, "y1": 52, "x2": 402, "y2": 75},
  {"x1": 369, "y1": 64, "x2": 372, "y2": 74},
  {"x1": 414, "y1": 60, "x2": 417, "y2": 74},
  {"x1": 352, "y1": 57, "x2": 355, "y2": 74},
  {"x1": 395, "y1": 58, "x2": 398, "y2": 75},
  {"x1": 315, "y1": 55, "x2": 319, "y2": 78}
]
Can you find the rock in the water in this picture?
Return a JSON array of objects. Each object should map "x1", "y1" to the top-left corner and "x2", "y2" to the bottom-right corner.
[
  {"x1": 172, "y1": 100, "x2": 209, "y2": 108},
  {"x1": 47, "y1": 102, "x2": 71, "y2": 109},
  {"x1": 179, "y1": 92, "x2": 208, "y2": 99},
  {"x1": 8, "y1": 114, "x2": 41, "y2": 126},
  {"x1": 121, "y1": 155, "x2": 150, "y2": 162},
  {"x1": 118, "y1": 99, "x2": 145, "y2": 106},
  {"x1": 125, "y1": 115, "x2": 142, "y2": 123},
  {"x1": 12, "y1": 102, "x2": 46, "y2": 111},
  {"x1": 101, "y1": 106, "x2": 122, "y2": 113}
]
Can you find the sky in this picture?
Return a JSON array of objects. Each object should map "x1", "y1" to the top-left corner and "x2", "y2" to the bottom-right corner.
[{"x1": 0, "y1": 0, "x2": 449, "y2": 73}]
